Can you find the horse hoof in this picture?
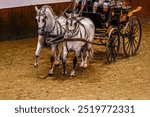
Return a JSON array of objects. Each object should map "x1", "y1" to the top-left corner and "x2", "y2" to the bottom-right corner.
[
  {"x1": 70, "y1": 70, "x2": 75, "y2": 77},
  {"x1": 62, "y1": 71, "x2": 67, "y2": 75},
  {"x1": 55, "y1": 63, "x2": 59, "y2": 67},
  {"x1": 34, "y1": 63, "x2": 39, "y2": 68},
  {"x1": 70, "y1": 74, "x2": 75, "y2": 77},
  {"x1": 79, "y1": 63, "x2": 84, "y2": 68},
  {"x1": 49, "y1": 70, "x2": 54, "y2": 75},
  {"x1": 55, "y1": 61, "x2": 60, "y2": 66},
  {"x1": 83, "y1": 63, "x2": 87, "y2": 68}
]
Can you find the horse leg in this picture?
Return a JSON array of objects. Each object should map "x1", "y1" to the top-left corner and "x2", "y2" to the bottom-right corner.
[
  {"x1": 70, "y1": 50, "x2": 80, "y2": 76},
  {"x1": 34, "y1": 35, "x2": 44, "y2": 68},
  {"x1": 55, "y1": 44, "x2": 62, "y2": 66},
  {"x1": 49, "y1": 44, "x2": 56, "y2": 75},
  {"x1": 62, "y1": 45, "x2": 68, "y2": 75},
  {"x1": 83, "y1": 50, "x2": 89, "y2": 68},
  {"x1": 83, "y1": 44, "x2": 94, "y2": 68},
  {"x1": 80, "y1": 51, "x2": 84, "y2": 68}
]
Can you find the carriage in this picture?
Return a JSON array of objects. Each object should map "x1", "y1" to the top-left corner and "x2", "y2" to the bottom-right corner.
[
  {"x1": 70, "y1": 0, "x2": 142, "y2": 63},
  {"x1": 34, "y1": 0, "x2": 142, "y2": 76}
]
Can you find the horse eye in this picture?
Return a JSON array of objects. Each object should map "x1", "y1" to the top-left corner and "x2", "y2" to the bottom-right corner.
[
  {"x1": 44, "y1": 15, "x2": 47, "y2": 19},
  {"x1": 74, "y1": 22, "x2": 77, "y2": 26},
  {"x1": 35, "y1": 18, "x2": 37, "y2": 22},
  {"x1": 66, "y1": 21, "x2": 68, "y2": 25}
]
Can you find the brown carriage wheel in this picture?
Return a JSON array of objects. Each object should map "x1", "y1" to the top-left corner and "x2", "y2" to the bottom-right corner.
[
  {"x1": 106, "y1": 27, "x2": 120, "y2": 64},
  {"x1": 123, "y1": 16, "x2": 142, "y2": 57}
]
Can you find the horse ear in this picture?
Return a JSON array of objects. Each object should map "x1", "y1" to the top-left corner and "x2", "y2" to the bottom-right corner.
[
  {"x1": 35, "y1": 6, "x2": 39, "y2": 13},
  {"x1": 64, "y1": 12, "x2": 70, "y2": 18},
  {"x1": 73, "y1": 12, "x2": 79, "y2": 17}
]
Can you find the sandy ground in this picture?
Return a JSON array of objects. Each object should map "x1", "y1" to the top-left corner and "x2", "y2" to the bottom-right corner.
[{"x1": 0, "y1": 24, "x2": 150, "y2": 100}]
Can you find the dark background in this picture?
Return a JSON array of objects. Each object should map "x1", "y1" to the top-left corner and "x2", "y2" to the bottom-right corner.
[{"x1": 0, "y1": 1, "x2": 149, "y2": 40}]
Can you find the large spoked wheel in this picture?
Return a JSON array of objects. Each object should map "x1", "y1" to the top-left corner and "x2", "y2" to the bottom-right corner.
[
  {"x1": 106, "y1": 27, "x2": 120, "y2": 63},
  {"x1": 123, "y1": 16, "x2": 142, "y2": 57}
]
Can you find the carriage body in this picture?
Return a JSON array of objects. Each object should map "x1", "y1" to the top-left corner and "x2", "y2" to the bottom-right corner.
[{"x1": 76, "y1": 0, "x2": 142, "y2": 63}]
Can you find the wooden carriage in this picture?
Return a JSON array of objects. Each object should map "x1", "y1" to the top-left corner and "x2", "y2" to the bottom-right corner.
[{"x1": 74, "y1": 0, "x2": 142, "y2": 63}]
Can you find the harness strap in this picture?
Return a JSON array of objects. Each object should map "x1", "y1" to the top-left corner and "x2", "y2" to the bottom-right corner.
[{"x1": 52, "y1": 38, "x2": 105, "y2": 46}]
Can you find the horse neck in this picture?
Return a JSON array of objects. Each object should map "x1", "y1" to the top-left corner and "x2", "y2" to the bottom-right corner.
[{"x1": 45, "y1": 9, "x2": 55, "y2": 32}]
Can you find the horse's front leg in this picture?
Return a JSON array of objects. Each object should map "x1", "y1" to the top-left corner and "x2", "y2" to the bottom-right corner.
[
  {"x1": 49, "y1": 44, "x2": 56, "y2": 75},
  {"x1": 62, "y1": 44, "x2": 68, "y2": 75},
  {"x1": 80, "y1": 50, "x2": 84, "y2": 67},
  {"x1": 34, "y1": 35, "x2": 44, "y2": 68},
  {"x1": 55, "y1": 44, "x2": 62, "y2": 66},
  {"x1": 70, "y1": 50, "x2": 80, "y2": 77}
]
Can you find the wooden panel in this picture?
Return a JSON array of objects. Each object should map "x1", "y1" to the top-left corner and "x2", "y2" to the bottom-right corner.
[
  {"x1": 0, "y1": 2, "x2": 71, "y2": 40},
  {"x1": 0, "y1": 1, "x2": 149, "y2": 40},
  {"x1": 131, "y1": 0, "x2": 150, "y2": 22}
]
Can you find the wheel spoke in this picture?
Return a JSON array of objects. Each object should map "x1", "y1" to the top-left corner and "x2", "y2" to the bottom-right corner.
[
  {"x1": 110, "y1": 49, "x2": 113, "y2": 62},
  {"x1": 114, "y1": 37, "x2": 118, "y2": 45},
  {"x1": 131, "y1": 40, "x2": 134, "y2": 55},
  {"x1": 125, "y1": 38, "x2": 130, "y2": 47},
  {"x1": 113, "y1": 48, "x2": 117, "y2": 57},
  {"x1": 125, "y1": 41, "x2": 130, "y2": 50},
  {"x1": 126, "y1": 40, "x2": 131, "y2": 55},
  {"x1": 133, "y1": 23, "x2": 139, "y2": 33},
  {"x1": 132, "y1": 39, "x2": 136, "y2": 51},
  {"x1": 133, "y1": 37, "x2": 139, "y2": 44},
  {"x1": 134, "y1": 29, "x2": 140, "y2": 34}
]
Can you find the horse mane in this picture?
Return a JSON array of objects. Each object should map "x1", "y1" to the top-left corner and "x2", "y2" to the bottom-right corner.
[{"x1": 41, "y1": 5, "x2": 56, "y2": 16}]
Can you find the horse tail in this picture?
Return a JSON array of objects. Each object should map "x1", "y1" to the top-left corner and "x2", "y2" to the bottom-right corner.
[{"x1": 88, "y1": 47, "x2": 94, "y2": 61}]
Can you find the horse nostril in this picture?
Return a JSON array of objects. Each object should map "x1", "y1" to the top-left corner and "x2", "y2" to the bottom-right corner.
[{"x1": 35, "y1": 18, "x2": 37, "y2": 22}]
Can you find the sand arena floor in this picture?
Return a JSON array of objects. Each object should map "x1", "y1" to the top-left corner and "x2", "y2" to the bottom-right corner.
[{"x1": 0, "y1": 24, "x2": 149, "y2": 100}]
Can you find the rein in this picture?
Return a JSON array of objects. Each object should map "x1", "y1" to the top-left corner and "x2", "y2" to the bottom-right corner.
[
  {"x1": 37, "y1": 6, "x2": 66, "y2": 40},
  {"x1": 66, "y1": 17, "x2": 89, "y2": 40},
  {"x1": 51, "y1": 37, "x2": 105, "y2": 46}
]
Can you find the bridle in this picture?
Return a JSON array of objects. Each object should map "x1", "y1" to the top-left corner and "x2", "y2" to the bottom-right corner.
[
  {"x1": 36, "y1": 7, "x2": 56, "y2": 36},
  {"x1": 66, "y1": 16, "x2": 80, "y2": 37},
  {"x1": 66, "y1": 15, "x2": 88, "y2": 39}
]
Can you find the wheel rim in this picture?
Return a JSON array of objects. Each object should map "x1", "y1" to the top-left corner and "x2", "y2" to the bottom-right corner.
[
  {"x1": 123, "y1": 17, "x2": 142, "y2": 57},
  {"x1": 106, "y1": 28, "x2": 120, "y2": 63}
]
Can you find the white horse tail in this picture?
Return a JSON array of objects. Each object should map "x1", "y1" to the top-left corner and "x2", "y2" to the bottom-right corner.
[{"x1": 88, "y1": 46, "x2": 94, "y2": 61}]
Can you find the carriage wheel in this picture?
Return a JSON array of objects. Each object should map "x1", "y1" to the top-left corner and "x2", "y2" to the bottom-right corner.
[
  {"x1": 106, "y1": 27, "x2": 120, "y2": 63},
  {"x1": 123, "y1": 16, "x2": 142, "y2": 57}
]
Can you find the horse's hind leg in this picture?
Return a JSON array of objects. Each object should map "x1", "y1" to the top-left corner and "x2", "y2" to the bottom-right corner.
[
  {"x1": 83, "y1": 44, "x2": 94, "y2": 68},
  {"x1": 80, "y1": 51, "x2": 84, "y2": 68},
  {"x1": 83, "y1": 51, "x2": 88, "y2": 68}
]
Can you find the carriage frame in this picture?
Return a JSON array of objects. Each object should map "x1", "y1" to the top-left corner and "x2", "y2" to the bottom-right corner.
[{"x1": 66, "y1": 0, "x2": 142, "y2": 63}]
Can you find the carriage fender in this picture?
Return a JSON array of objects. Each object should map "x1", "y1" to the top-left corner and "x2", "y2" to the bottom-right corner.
[
  {"x1": 127, "y1": 6, "x2": 142, "y2": 17},
  {"x1": 107, "y1": 26, "x2": 118, "y2": 39}
]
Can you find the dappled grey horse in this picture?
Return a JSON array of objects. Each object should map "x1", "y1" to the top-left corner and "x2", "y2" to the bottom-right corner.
[
  {"x1": 34, "y1": 5, "x2": 66, "y2": 75},
  {"x1": 62, "y1": 13, "x2": 95, "y2": 76}
]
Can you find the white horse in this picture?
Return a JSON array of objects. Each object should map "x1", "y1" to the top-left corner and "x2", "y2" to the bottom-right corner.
[
  {"x1": 62, "y1": 13, "x2": 95, "y2": 76},
  {"x1": 34, "y1": 5, "x2": 66, "y2": 75}
]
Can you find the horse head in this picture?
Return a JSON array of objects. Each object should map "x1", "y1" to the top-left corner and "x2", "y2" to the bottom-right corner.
[
  {"x1": 35, "y1": 5, "x2": 56, "y2": 36},
  {"x1": 66, "y1": 12, "x2": 80, "y2": 32},
  {"x1": 35, "y1": 6, "x2": 48, "y2": 35}
]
